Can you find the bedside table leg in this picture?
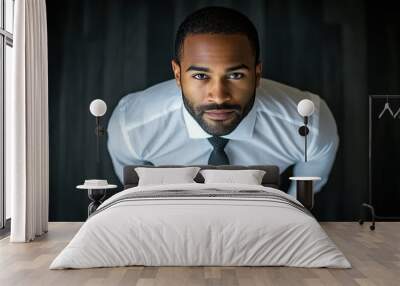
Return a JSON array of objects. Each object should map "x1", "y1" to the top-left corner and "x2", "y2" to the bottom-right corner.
[
  {"x1": 88, "y1": 189, "x2": 106, "y2": 216},
  {"x1": 296, "y1": 180, "x2": 314, "y2": 210},
  {"x1": 359, "y1": 203, "x2": 376, "y2": 231}
]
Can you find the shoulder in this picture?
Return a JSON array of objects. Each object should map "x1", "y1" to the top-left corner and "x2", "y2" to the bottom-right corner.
[
  {"x1": 107, "y1": 79, "x2": 184, "y2": 159},
  {"x1": 117, "y1": 79, "x2": 181, "y2": 115},
  {"x1": 111, "y1": 79, "x2": 182, "y2": 128},
  {"x1": 256, "y1": 78, "x2": 338, "y2": 154},
  {"x1": 255, "y1": 78, "x2": 323, "y2": 132}
]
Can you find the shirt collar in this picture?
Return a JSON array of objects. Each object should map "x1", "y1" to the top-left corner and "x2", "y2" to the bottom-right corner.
[{"x1": 182, "y1": 97, "x2": 258, "y2": 141}]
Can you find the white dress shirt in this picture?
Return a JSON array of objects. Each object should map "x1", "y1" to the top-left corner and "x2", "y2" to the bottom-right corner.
[{"x1": 107, "y1": 78, "x2": 339, "y2": 196}]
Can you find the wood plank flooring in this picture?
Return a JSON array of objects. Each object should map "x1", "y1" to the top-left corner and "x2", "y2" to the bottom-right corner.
[{"x1": 0, "y1": 222, "x2": 399, "y2": 286}]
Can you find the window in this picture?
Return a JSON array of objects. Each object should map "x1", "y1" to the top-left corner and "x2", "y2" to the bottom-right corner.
[{"x1": 1, "y1": 0, "x2": 14, "y2": 231}]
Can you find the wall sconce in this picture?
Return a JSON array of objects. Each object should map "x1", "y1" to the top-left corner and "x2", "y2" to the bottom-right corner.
[
  {"x1": 297, "y1": 99, "x2": 315, "y2": 162},
  {"x1": 89, "y1": 99, "x2": 107, "y2": 162}
]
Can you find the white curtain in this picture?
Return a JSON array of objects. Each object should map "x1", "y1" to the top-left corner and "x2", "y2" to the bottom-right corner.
[{"x1": 9, "y1": 0, "x2": 49, "y2": 242}]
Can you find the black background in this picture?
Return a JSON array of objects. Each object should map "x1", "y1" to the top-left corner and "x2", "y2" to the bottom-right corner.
[
  {"x1": 46, "y1": 0, "x2": 400, "y2": 221},
  {"x1": 370, "y1": 96, "x2": 400, "y2": 217}
]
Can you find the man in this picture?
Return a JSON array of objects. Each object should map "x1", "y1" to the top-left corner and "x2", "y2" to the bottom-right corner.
[{"x1": 107, "y1": 6, "x2": 339, "y2": 196}]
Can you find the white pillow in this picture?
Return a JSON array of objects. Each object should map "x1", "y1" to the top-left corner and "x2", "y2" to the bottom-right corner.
[
  {"x1": 135, "y1": 167, "x2": 201, "y2": 186},
  {"x1": 200, "y1": 169, "x2": 266, "y2": 185}
]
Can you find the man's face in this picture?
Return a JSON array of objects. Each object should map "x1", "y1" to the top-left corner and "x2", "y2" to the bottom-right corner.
[{"x1": 172, "y1": 34, "x2": 262, "y2": 136}]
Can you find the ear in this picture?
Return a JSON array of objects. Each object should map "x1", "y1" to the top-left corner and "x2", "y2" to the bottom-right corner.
[
  {"x1": 171, "y1": 60, "x2": 182, "y2": 88},
  {"x1": 255, "y1": 62, "x2": 262, "y2": 87}
]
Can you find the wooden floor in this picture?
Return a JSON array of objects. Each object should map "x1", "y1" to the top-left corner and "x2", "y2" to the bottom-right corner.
[{"x1": 0, "y1": 222, "x2": 399, "y2": 286}]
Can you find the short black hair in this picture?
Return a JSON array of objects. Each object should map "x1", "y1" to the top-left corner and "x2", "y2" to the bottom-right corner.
[{"x1": 174, "y1": 6, "x2": 260, "y2": 64}]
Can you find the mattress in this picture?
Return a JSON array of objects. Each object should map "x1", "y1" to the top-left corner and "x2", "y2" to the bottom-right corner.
[{"x1": 50, "y1": 183, "x2": 351, "y2": 269}]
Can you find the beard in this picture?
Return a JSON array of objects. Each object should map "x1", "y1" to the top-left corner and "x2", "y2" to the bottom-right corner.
[{"x1": 182, "y1": 89, "x2": 256, "y2": 136}]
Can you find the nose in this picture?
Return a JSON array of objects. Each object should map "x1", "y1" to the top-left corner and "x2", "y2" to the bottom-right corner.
[{"x1": 207, "y1": 78, "x2": 232, "y2": 104}]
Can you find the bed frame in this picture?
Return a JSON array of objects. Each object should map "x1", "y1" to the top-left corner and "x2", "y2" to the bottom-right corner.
[{"x1": 123, "y1": 165, "x2": 280, "y2": 190}]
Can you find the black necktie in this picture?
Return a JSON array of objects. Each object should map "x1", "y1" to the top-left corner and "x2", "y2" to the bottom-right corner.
[{"x1": 208, "y1": 136, "x2": 230, "y2": 165}]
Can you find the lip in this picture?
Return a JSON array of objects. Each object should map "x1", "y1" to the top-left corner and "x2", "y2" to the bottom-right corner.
[{"x1": 204, "y1": 109, "x2": 236, "y2": 121}]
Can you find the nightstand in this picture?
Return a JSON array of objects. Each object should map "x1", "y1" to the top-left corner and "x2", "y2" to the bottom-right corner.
[
  {"x1": 289, "y1": 176, "x2": 321, "y2": 210},
  {"x1": 76, "y1": 182, "x2": 117, "y2": 217}
]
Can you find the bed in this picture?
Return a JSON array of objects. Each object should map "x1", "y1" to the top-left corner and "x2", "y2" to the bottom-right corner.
[{"x1": 50, "y1": 165, "x2": 350, "y2": 269}]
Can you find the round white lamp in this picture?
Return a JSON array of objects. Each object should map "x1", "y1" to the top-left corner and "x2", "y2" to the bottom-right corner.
[
  {"x1": 297, "y1": 99, "x2": 315, "y2": 162},
  {"x1": 297, "y1": 99, "x2": 315, "y2": 117},
  {"x1": 89, "y1": 99, "x2": 107, "y2": 162},
  {"x1": 90, "y1": 99, "x2": 107, "y2": 117}
]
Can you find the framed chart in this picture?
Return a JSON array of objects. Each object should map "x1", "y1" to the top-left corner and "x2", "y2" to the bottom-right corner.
[{"x1": 364, "y1": 95, "x2": 400, "y2": 223}]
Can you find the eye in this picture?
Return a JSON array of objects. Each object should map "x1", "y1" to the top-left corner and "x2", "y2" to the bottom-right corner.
[
  {"x1": 192, "y1": 73, "x2": 209, "y2": 80},
  {"x1": 227, "y1": 73, "x2": 244, "y2": 80}
]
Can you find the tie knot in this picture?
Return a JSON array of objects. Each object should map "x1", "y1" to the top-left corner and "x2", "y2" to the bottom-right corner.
[{"x1": 208, "y1": 136, "x2": 229, "y2": 150}]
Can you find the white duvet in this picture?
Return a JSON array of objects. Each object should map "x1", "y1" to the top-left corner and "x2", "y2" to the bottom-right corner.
[{"x1": 50, "y1": 183, "x2": 351, "y2": 269}]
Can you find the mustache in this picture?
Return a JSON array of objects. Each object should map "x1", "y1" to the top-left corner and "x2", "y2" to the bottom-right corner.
[{"x1": 197, "y1": 103, "x2": 241, "y2": 114}]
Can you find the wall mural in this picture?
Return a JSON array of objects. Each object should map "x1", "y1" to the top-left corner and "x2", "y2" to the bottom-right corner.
[{"x1": 47, "y1": 0, "x2": 399, "y2": 221}]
